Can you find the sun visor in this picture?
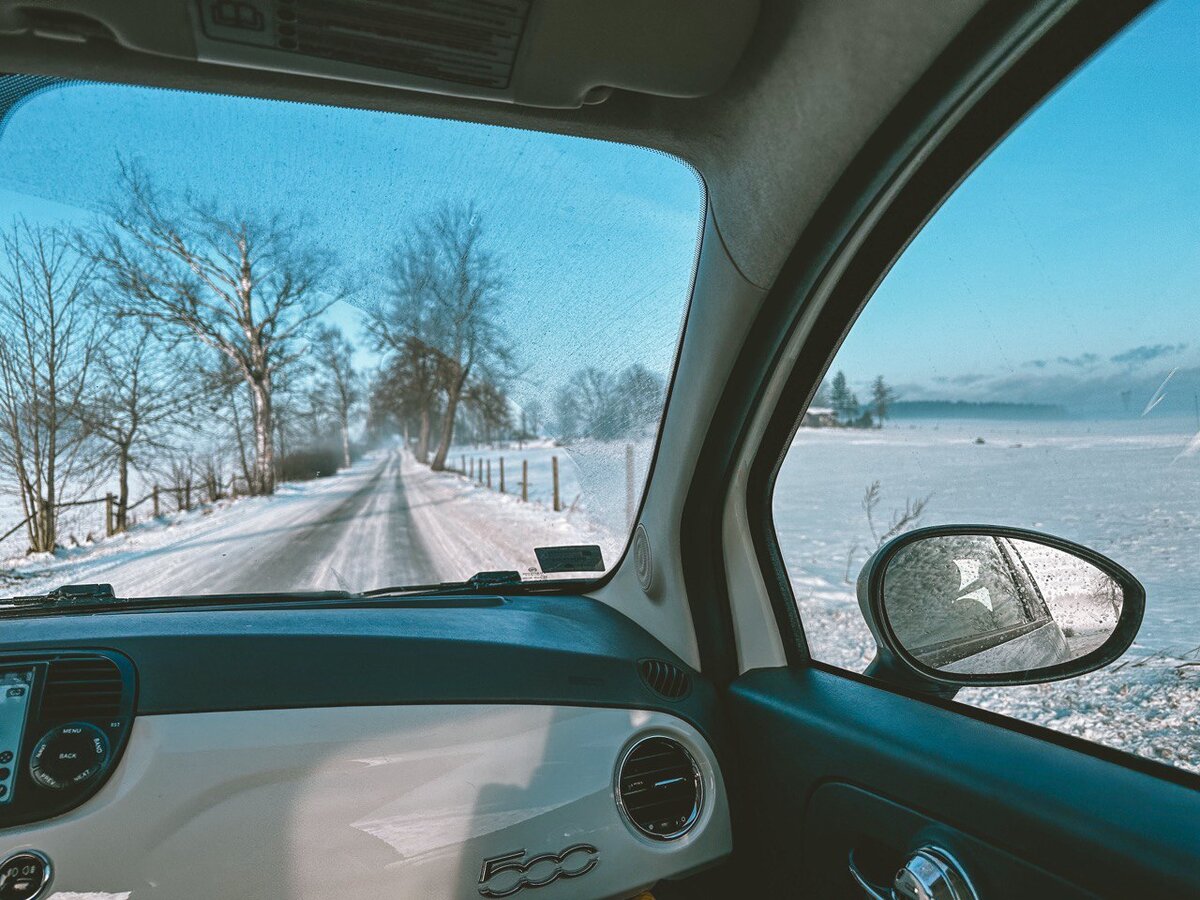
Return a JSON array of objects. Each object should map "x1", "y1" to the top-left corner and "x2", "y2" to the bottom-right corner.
[{"x1": 0, "y1": 0, "x2": 760, "y2": 109}]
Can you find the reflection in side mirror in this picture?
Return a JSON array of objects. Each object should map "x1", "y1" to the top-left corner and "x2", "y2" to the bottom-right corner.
[{"x1": 857, "y1": 526, "x2": 1144, "y2": 695}]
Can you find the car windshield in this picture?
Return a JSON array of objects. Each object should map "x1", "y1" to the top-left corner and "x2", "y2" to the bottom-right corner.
[{"x1": 0, "y1": 76, "x2": 704, "y2": 598}]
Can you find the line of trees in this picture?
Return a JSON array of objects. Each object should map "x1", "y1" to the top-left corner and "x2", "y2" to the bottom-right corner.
[
  {"x1": 0, "y1": 166, "x2": 367, "y2": 552},
  {"x1": 2, "y1": 167, "x2": 672, "y2": 555},
  {"x1": 814, "y1": 370, "x2": 897, "y2": 428}
]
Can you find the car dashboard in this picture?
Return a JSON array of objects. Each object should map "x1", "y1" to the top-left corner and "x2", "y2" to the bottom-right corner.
[{"x1": 0, "y1": 596, "x2": 730, "y2": 899}]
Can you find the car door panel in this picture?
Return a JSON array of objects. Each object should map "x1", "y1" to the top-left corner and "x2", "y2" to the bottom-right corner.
[{"x1": 728, "y1": 667, "x2": 1200, "y2": 896}]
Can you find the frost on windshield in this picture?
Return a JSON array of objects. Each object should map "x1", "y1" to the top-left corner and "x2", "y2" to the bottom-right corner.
[{"x1": 0, "y1": 80, "x2": 703, "y2": 596}]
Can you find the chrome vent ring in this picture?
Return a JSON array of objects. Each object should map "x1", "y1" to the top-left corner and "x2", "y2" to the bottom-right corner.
[{"x1": 615, "y1": 736, "x2": 703, "y2": 841}]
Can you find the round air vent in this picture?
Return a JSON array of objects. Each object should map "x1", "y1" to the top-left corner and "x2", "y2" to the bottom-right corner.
[{"x1": 616, "y1": 736, "x2": 703, "y2": 841}]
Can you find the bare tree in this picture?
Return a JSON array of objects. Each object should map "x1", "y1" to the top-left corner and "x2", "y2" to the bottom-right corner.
[
  {"x1": 614, "y1": 364, "x2": 665, "y2": 435},
  {"x1": 862, "y1": 480, "x2": 932, "y2": 548},
  {"x1": 0, "y1": 221, "x2": 100, "y2": 552},
  {"x1": 199, "y1": 355, "x2": 256, "y2": 492},
  {"x1": 552, "y1": 364, "x2": 663, "y2": 441},
  {"x1": 519, "y1": 397, "x2": 544, "y2": 446},
  {"x1": 89, "y1": 165, "x2": 341, "y2": 495},
  {"x1": 84, "y1": 321, "x2": 201, "y2": 530},
  {"x1": 311, "y1": 325, "x2": 362, "y2": 468},
  {"x1": 870, "y1": 375, "x2": 897, "y2": 429},
  {"x1": 555, "y1": 367, "x2": 618, "y2": 440},
  {"x1": 424, "y1": 204, "x2": 513, "y2": 470},
  {"x1": 463, "y1": 378, "x2": 511, "y2": 447},
  {"x1": 365, "y1": 227, "x2": 445, "y2": 463},
  {"x1": 367, "y1": 203, "x2": 512, "y2": 471}
]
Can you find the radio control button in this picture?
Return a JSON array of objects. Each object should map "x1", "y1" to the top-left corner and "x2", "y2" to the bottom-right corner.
[{"x1": 29, "y1": 723, "x2": 109, "y2": 791}]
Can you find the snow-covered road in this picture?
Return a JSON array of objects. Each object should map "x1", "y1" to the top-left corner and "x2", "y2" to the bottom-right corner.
[{"x1": 3, "y1": 451, "x2": 439, "y2": 597}]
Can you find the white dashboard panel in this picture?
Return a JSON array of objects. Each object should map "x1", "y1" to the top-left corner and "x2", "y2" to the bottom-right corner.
[{"x1": 0, "y1": 705, "x2": 729, "y2": 899}]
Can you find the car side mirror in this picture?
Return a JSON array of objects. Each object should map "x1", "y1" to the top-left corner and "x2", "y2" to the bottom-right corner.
[{"x1": 856, "y1": 525, "x2": 1144, "y2": 699}]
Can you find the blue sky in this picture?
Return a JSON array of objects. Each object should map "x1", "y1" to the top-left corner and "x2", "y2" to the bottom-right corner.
[
  {"x1": 0, "y1": 84, "x2": 703, "y2": 409},
  {"x1": 0, "y1": 0, "x2": 1195, "y2": 420},
  {"x1": 832, "y1": 0, "x2": 1199, "y2": 417}
]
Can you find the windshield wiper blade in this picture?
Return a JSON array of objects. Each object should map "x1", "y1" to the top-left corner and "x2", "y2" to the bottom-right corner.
[
  {"x1": 1, "y1": 583, "x2": 120, "y2": 609},
  {"x1": 362, "y1": 570, "x2": 523, "y2": 597}
]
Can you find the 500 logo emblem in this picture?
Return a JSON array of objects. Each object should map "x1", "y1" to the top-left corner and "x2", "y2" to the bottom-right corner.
[{"x1": 477, "y1": 844, "x2": 599, "y2": 897}]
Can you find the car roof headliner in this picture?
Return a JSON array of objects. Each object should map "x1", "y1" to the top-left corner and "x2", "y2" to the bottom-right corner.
[{"x1": 0, "y1": 0, "x2": 985, "y2": 290}]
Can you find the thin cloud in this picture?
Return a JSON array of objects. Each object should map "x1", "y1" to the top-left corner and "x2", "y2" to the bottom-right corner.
[
  {"x1": 1111, "y1": 343, "x2": 1187, "y2": 367},
  {"x1": 1057, "y1": 352, "x2": 1101, "y2": 369}
]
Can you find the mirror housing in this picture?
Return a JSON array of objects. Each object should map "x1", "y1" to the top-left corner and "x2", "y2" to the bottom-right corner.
[{"x1": 857, "y1": 525, "x2": 1144, "y2": 698}]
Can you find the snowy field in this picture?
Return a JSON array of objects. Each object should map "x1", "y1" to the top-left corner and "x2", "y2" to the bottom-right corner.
[{"x1": 776, "y1": 418, "x2": 1200, "y2": 773}]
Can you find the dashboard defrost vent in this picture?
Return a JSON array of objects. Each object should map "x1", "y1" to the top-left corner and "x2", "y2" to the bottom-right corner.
[
  {"x1": 40, "y1": 658, "x2": 123, "y2": 719},
  {"x1": 638, "y1": 659, "x2": 691, "y2": 700},
  {"x1": 616, "y1": 736, "x2": 702, "y2": 841}
]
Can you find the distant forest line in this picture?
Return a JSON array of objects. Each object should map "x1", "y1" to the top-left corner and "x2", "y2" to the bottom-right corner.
[{"x1": 888, "y1": 401, "x2": 1067, "y2": 420}]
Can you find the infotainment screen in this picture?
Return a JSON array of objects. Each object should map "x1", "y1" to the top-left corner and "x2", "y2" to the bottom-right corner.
[{"x1": 0, "y1": 669, "x2": 34, "y2": 804}]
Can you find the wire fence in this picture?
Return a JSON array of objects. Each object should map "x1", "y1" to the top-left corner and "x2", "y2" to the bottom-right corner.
[
  {"x1": 0, "y1": 474, "x2": 257, "y2": 551},
  {"x1": 451, "y1": 443, "x2": 638, "y2": 525}
]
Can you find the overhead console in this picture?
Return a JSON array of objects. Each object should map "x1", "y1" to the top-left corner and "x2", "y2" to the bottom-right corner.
[
  {"x1": 0, "y1": 0, "x2": 760, "y2": 108},
  {"x1": 0, "y1": 651, "x2": 135, "y2": 829}
]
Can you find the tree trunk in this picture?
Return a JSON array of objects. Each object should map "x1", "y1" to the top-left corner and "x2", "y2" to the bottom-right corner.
[
  {"x1": 416, "y1": 406, "x2": 431, "y2": 464},
  {"x1": 230, "y1": 396, "x2": 254, "y2": 490},
  {"x1": 41, "y1": 498, "x2": 54, "y2": 552},
  {"x1": 430, "y1": 368, "x2": 468, "y2": 472},
  {"x1": 341, "y1": 419, "x2": 351, "y2": 469},
  {"x1": 249, "y1": 378, "x2": 275, "y2": 495},
  {"x1": 116, "y1": 444, "x2": 131, "y2": 531}
]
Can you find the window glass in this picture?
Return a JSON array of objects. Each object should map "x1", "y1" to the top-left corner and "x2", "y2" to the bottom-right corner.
[
  {"x1": 0, "y1": 80, "x2": 703, "y2": 597},
  {"x1": 773, "y1": 0, "x2": 1200, "y2": 772}
]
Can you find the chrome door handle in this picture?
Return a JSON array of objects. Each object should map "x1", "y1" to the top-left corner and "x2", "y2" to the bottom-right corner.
[
  {"x1": 849, "y1": 845, "x2": 979, "y2": 900},
  {"x1": 847, "y1": 849, "x2": 892, "y2": 900}
]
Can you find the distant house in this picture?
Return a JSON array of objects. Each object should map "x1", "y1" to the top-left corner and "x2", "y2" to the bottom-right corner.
[{"x1": 801, "y1": 406, "x2": 837, "y2": 427}]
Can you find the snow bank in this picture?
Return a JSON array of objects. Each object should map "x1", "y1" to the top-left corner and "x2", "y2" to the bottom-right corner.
[
  {"x1": 0, "y1": 454, "x2": 395, "y2": 597},
  {"x1": 400, "y1": 452, "x2": 625, "y2": 581}
]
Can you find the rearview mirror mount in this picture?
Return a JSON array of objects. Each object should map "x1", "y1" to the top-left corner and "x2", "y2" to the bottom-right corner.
[{"x1": 856, "y1": 525, "x2": 1145, "y2": 699}]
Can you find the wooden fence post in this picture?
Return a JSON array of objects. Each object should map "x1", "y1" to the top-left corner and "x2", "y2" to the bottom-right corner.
[
  {"x1": 469, "y1": 457, "x2": 475, "y2": 479},
  {"x1": 152, "y1": 485, "x2": 160, "y2": 518},
  {"x1": 486, "y1": 459, "x2": 491, "y2": 489},
  {"x1": 625, "y1": 443, "x2": 636, "y2": 527},
  {"x1": 552, "y1": 456, "x2": 561, "y2": 512},
  {"x1": 461, "y1": 454, "x2": 466, "y2": 475},
  {"x1": 105, "y1": 493, "x2": 114, "y2": 537},
  {"x1": 522, "y1": 460, "x2": 528, "y2": 502},
  {"x1": 499, "y1": 458, "x2": 505, "y2": 493}
]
